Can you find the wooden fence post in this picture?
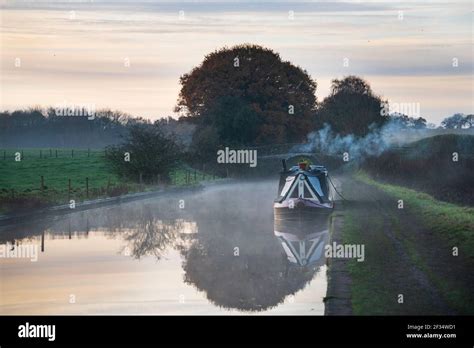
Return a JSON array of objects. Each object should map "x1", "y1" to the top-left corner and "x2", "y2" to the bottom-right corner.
[
  {"x1": 55, "y1": 149, "x2": 58, "y2": 158},
  {"x1": 71, "y1": 149, "x2": 74, "y2": 158},
  {"x1": 86, "y1": 177, "x2": 89, "y2": 198},
  {"x1": 41, "y1": 230, "x2": 45, "y2": 252}
]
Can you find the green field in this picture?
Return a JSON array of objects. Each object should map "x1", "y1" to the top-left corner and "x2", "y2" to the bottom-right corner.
[
  {"x1": 0, "y1": 148, "x2": 216, "y2": 213},
  {"x1": 0, "y1": 148, "x2": 118, "y2": 191}
]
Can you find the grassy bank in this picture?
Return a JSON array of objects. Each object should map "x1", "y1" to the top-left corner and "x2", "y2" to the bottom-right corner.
[
  {"x1": 0, "y1": 148, "x2": 217, "y2": 214},
  {"x1": 340, "y1": 171, "x2": 474, "y2": 314},
  {"x1": 356, "y1": 171, "x2": 474, "y2": 258}
]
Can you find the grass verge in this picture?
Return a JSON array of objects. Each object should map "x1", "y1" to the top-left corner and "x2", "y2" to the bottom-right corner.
[
  {"x1": 342, "y1": 212, "x2": 399, "y2": 314},
  {"x1": 353, "y1": 170, "x2": 474, "y2": 314},
  {"x1": 356, "y1": 171, "x2": 474, "y2": 258}
]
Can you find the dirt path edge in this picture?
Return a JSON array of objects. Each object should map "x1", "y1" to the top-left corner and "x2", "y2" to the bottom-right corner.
[{"x1": 324, "y1": 212, "x2": 353, "y2": 315}]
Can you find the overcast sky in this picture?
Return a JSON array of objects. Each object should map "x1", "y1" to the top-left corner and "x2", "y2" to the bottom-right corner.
[{"x1": 1, "y1": 0, "x2": 472, "y2": 124}]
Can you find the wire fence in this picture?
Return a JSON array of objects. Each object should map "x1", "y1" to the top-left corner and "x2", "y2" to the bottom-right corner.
[
  {"x1": 0, "y1": 148, "x2": 107, "y2": 160},
  {"x1": 0, "y1": 148, "x2": 217, "y2": 208}
]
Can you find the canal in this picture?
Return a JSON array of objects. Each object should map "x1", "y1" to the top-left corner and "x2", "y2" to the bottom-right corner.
[{"x1": 0, "y1": 181, "x2": 329, "y2": 315}]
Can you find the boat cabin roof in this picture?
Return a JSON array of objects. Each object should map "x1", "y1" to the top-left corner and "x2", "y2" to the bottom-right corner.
[
  {"x1": 283, "y1": 164, "x2": 328, "y2": 176},
  {"x1": 276, "y1": 164, "x2": 331, "y2": 204}
]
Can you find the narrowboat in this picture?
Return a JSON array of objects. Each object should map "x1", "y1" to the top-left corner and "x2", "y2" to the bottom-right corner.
[{"x1": 274, "y1": 159, "x2": 334, "y2": 215}]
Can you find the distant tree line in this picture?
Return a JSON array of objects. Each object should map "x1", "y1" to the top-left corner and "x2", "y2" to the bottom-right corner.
[
  {"x1": 440, "y1": 113, "x2": 473, "y2": 129},
  {"x1": 0, "y1": 108, "x2": 195, "y2": 149},
  {"x1": 0, "y1": 108, "x2": 133, "y2": 148}
]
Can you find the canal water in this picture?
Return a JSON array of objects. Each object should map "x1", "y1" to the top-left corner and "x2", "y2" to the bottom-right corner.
[{"x1": 0, "y1": 181, "x2": 329, "y2": 315}]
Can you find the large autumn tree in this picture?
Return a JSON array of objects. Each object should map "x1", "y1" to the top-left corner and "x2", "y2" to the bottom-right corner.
[
  {"x1": 317, "y1": 76, "x2": 387, "y2": 137},
  {"x1": 176, "y1": 44, "x2": 317, "y2": 145}
]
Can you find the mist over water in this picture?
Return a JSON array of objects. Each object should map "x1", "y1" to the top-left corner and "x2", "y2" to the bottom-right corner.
[{"x1": 0, "y1": 180, "x2": 329, "y2": 314}]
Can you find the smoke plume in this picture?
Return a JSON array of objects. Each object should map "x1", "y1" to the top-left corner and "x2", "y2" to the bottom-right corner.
[{"x1": 291, "y1": 121, "x2": 432, "y2": 161}]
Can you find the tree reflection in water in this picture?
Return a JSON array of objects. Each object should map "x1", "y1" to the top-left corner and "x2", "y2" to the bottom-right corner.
[
  {"x1": 119, "y1": 203, "x2": 195, "y2": 260},
  {"x1": 118, "y1": 201, "x2": 326, "y2": 312},
  {"x1": 181, "y1": 241, "x2": 317, "y2": 311},
  {"x1": 177, "y1": 214, "x2": 327, "y2": 312}
]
